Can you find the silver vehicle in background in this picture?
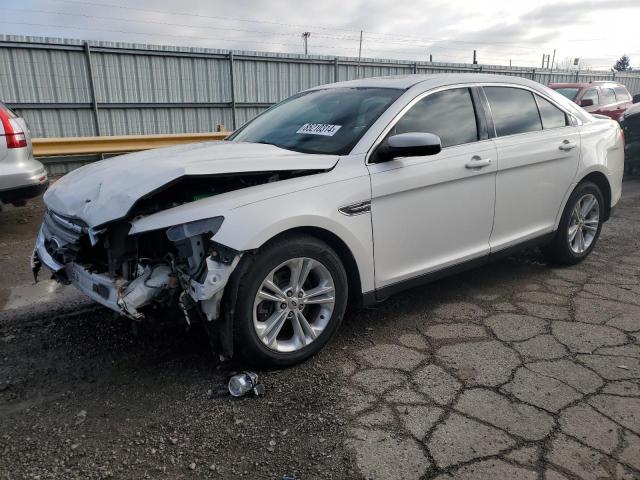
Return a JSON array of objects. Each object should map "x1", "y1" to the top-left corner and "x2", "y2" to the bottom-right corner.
[{"x1": 0, "y1": 102, "x2": 48, "y2": 207}]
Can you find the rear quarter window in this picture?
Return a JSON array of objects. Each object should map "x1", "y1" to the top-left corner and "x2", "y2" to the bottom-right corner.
[
  {"x1": 535, "y1": 95, "x2": 568, "y2": 129},
  {"x1": 614, "y1": 86, "x2": 631, "y2": 101}
]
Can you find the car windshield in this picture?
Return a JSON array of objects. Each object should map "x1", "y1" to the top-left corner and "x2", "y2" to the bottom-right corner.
[
  {"x1": 551, "y1": 87, "x2": 581, "y2": 101},
  {"x1": 228, "y1": 87, "x2": 403, "y2": 155}
]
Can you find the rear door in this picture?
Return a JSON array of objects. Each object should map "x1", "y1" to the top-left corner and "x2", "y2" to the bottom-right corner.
[{"x1": 485, "y1": 86, "x2": 581, "y2": 250}]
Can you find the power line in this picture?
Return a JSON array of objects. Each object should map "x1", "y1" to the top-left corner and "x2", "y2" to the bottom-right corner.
[
  {"x1": 4, "y1": 7, "x2": 537, "y2": 54},
  {"x1": 46, "y1": 0, "x2": 366, "y2": 34},
  {"x1": 36, "y1": 0, "x2": 617, "y2": 51},
  {"x1": 4, "y1": 7, "x2": 342, "y2": 41},
  {"x1": 0, "y1": 13, "x2": 539, "y2": 62},
  {"x1": 7, "y1": 6, "x2": 637, "y2": 65},
  {"x1": 1, "y1": 20, "x2": 502, "y2": 64},
  {"x1": 0, "y1": 21, "x2": 356, "y2": 52}
]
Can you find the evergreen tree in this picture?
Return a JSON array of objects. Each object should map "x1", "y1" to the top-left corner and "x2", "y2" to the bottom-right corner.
[{"x1": 613, "y1": 55, "x2": 631, "y2": 71}]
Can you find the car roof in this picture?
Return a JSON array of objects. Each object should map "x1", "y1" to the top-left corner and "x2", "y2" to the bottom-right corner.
[
  {"x1": 308, "y1": 73, "x2": 593, "y2": 125},
  {"x1": 308, "y1": 73, "x2": 554, "y2": 91},
  {"x1": 549, "y1": 82, "x2": 625, "y2": 89},
  {"x1": 548, "y1": 83, "x2": 589, "y2": 88}
]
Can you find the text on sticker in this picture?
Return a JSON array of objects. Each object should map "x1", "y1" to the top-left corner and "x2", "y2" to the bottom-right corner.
[{"x1": 296, "y1": 123, "x2": 342, "y2": 136}]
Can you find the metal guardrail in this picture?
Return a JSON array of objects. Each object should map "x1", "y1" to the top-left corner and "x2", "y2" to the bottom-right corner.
[{"x1": 32, "y1": 132, "x2": 229, "y2": 157}]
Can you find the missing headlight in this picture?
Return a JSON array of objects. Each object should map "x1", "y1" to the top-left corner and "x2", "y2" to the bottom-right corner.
[{"x1": 166, "y1": 216, "x2": 224, "y2": 242}]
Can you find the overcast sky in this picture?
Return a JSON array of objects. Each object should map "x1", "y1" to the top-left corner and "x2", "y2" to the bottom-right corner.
[{"x1": 2, "y1": 0, "x2": 638, "y2": 70}]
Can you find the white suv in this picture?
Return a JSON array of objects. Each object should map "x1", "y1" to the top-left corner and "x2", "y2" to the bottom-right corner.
[{"x1": 33, "y1": 74, "x2": 624, "y2": 366}]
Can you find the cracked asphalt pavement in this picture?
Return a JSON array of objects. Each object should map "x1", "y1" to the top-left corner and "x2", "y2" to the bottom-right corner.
[{"x1": 1, "y1": 178, "x2": 640, "y2": 479}]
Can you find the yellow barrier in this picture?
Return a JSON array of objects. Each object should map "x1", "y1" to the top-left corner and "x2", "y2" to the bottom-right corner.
[{"x1": 32, "y1": 132, "x2": 229, "y2": 157}]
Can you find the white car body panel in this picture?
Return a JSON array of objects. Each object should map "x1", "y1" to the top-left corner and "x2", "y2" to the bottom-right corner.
[
  {"x1": 489, "y1": 127, "x2": 581, "y2": 250},
  {"x1": 577, "y1": 119, "x2": 624, "y2": 207},
  {"x1": 130, "y1": 156, "x2": 377, "y2": 291},
  {"x1": 368, "y1": 140, "x2": 497, "y2": 287},
  {"x1": 33, "y1": 73, "x2": 624, "y2": 327}
]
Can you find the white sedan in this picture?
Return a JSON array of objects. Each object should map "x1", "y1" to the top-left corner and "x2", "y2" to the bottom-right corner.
[{"x1": 33, "y1": 74, "x2": 624, "y2": 366}]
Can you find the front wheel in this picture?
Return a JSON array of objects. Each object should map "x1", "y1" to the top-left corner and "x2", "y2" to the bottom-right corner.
[
  {"x1": 542, "y1": 181, "x2": 605, "y2": 265},
  {"x1": 232, "y1": 234, "x2": 348, "y2": 367}
]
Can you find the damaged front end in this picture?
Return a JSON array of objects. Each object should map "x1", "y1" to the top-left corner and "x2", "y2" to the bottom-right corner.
[
  {"x1": 32, "y1": 208, "x2": 242, "y2": 332},
  {"x1": 32, "y1": 163, "x2": 334, "y2": 358}
]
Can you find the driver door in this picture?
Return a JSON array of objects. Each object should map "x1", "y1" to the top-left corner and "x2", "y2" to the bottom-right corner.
[{"x1": 367, "y1": 87, "x2": 497, "y2": 290}]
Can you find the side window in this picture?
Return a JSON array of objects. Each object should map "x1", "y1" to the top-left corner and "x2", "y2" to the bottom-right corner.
[
  {"x1": 582, "y1": 88, "x2": 599, "y2": 105},
  {"x1": 392, "y1": 88, "x2": 478, "y2": 148},
  {"x1": 613, "y1": 86, "x2": 631, "y2": 101},
  {"x1": 484, "y1": 87, "x2": 542, "y2": 136},
  {"x1": 599, "y1": 88, "x2": 616, "y2": 104},
  {"x1": 535, "y1": 95, "x2": 568, "y2": 129}
]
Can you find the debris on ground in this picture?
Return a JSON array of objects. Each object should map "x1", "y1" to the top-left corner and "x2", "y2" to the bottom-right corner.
[{"x1": 227, "y1": 371, "x2": 266, "y2": 397}]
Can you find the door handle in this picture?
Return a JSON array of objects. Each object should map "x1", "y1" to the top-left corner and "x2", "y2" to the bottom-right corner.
[
  {"x1": 559, "y1": 140, "x2": 578, "y2": 151},
  {"x1": 465, "y1": 156, "x2": 493, "y2": 169}
]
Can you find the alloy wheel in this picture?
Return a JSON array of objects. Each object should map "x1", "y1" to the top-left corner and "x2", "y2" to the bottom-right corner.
[
  {"x1": 252, "y1": 257, "x2": 336, "y2": 353},
  {"x1": 567, "y1": 193, "x2": 600, "y2": 254}
]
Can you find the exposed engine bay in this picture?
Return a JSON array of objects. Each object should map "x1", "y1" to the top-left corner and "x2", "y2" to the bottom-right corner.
[{"x1": 32, "y1": 169, "x2": 323, "y2": 355}]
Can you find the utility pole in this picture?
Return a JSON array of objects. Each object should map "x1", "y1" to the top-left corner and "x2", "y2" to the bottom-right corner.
[
  {"x1": 541, "y1": 53, "x2": 546, "y2": 68},
  {"x1": 357, "y1": 30, "x2": 363, "y2": 78},
  {"x1": 551, "y1": 49, "x2": 556, "y2": 70},
  {"x1": 473, "y1": 50, "x2": 477, "y2": 64},
  {"x1": 509, "y1": 59, "x2": 512, "y2": 67},
  {"x1": 302, "y1": 32, "x2": 310, "y2": 55},
  {"x1": 429, "y1": 54, "x2": 433, "y2": 62}
]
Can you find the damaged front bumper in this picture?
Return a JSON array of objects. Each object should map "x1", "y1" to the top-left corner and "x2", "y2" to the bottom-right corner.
[{"x1": 32, "y1": 223, "x2": 241, "y2": 322}]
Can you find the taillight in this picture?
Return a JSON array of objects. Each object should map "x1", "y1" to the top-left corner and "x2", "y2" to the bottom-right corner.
[{"x1": 0, "y1": 105, "x2": 27, "y2": 149}]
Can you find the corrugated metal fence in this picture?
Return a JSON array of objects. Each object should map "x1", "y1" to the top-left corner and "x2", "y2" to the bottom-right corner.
[{"x1": 2, "y1": 34, "x2": 640, "y2": 139}]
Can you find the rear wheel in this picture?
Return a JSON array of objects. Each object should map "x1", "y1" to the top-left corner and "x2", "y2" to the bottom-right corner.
[
  {"x1": 233, "y1": 234, "x2": 348, "y2": 366},
  {"x1": 542, "y1": 181, "x2": 604, "y2": 265}
]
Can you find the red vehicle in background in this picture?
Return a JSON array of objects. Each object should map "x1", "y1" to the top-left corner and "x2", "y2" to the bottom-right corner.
[{"x1": 549, "y1": 81, "x2": 635, "y2": 121}]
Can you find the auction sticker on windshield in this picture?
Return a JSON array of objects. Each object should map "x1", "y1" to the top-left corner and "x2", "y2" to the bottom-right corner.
[{"x1": 296, "y1": 123, "x2": 342, "y2": 136}]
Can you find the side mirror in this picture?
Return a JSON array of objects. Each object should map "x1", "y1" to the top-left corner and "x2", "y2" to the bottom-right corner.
[
  {"x1": 580, "y1": 98, "x2": 594, "y2": 107},
  {"x1": 633, "y1": 94, "x2": 640, "y2": 104},
  {"x1": 373, "y1": 132, "x2": 442, "y2": 163}
]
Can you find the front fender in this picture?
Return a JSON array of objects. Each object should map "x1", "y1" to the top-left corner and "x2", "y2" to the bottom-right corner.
[{"x1": 215, "y1": 176, "x2": 375, "y2": 292}]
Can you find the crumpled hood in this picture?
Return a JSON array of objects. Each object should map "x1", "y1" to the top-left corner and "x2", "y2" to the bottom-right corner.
[{"x1": 44, "y1": 141, "x2": 339, "y2": 227}]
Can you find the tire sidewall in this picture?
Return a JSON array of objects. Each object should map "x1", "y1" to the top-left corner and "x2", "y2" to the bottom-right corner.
[
  {"x1": 558, "y1": 181, "x2": 605, "y2": 262},
  {"x1": 233, "y1": 235, "x2": 348, "y2": 366}
]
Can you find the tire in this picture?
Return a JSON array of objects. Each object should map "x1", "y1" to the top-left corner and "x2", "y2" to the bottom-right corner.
[
  {"x1": 541, "y1": 181, "x2": 605, "y2": 265},
  {"x1": 232, "y1": 234, "x2": 348, "y2": 367}
]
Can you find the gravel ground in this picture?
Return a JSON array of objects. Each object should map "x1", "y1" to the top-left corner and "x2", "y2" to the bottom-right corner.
[{"x1": 1, "y1": 178, "x2": 640, "y2": 480}]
